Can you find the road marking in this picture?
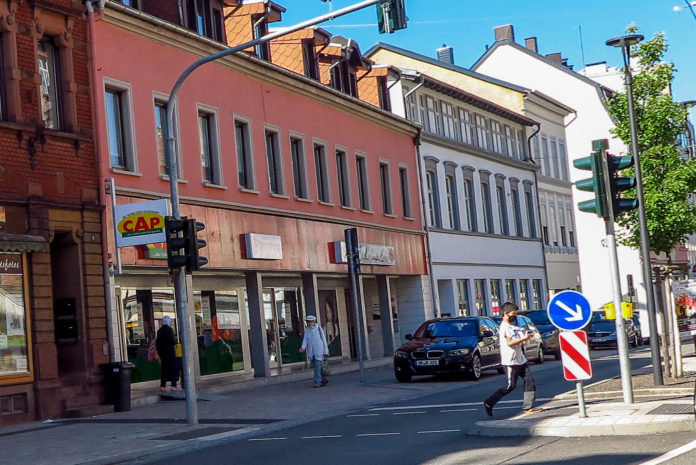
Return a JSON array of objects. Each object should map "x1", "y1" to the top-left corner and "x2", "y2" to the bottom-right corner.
[
  {"x1": 248, "y1": 437, "x2": 287, "y2": 441},
  {"x1": 392, "y1": 411, "x2": 426, "y2": 415},
  {"x1": 301, "y1": 435, "x2": 342, "y2": 439},
  {"x1": 417, "y1": 429, "x2": 461, "y2": 434},
  {"x1": 370, "y1": 398, "x2": 554, "y2": 411},
  {"x1": 348, "y1": 413, "x2": 380, "y2": 417},
  {"x1": 440, "y1": 408, "x2": 475, "y2": 412},
  {"x1": 638, "y1": 439, "x2": 696, "y2": 465},
  {"x1": 357, "y1": 432, "x2": 401, "y2": 437}
]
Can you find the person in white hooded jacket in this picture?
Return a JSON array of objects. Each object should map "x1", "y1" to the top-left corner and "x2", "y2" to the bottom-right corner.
[{"x1": 299, "y1": 315, "x2": 329, "y2": 387}]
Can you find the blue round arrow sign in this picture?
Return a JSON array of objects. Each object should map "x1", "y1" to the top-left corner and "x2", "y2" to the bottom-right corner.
[{"x1": 547, "y1": 290, "x2": 592, "y2": 331}]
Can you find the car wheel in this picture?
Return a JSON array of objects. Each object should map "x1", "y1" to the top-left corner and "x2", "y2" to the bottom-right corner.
[
  {"x1": 535, "y1": 345, "x2": 544, "y2": 364},
  {"x1": 554, "y1": 350, "x2": 562, "y2": 360},
  {"x1": 466, "y1": 354, "x2": 482, "y2": 380},
  {"x1": 394, "y1": 367, "x2": 412, "y2": 383}
]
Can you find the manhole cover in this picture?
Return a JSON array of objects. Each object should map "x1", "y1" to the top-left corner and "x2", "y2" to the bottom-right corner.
[
  {"x1": 153, "y1": 426, "x2": 240, "y2": 441},
  {"x1": 647, "y1": 404, "x2": 694, "y2": 415}
]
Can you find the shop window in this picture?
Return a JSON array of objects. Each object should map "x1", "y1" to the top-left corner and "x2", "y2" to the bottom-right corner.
[
  {"x1": 532, "y1": 279, "x2": 543, "y2": 310},
  {"x1": 505, "y1": 279, "x2": 516, "y2": 303},
  {"x1": 457, "y1": 279, "x2": 470, "y2": 316},
  {"x1": 490, "y1": 279, "x2": 502, "y2": 316},
  {"x1": 474, "y1": 279, "x2": 486, "y2": 316},
  {"x1": 519, "y1": 279, "x2": 530, "y2": 311},
  {"x1": 290, "y1": 135, "x2": 308, "y2": 199},
  {"x1": 265, "y1": 128, "x2": 284, "y2": 195},
  {"x1": 195, "y1": 291, "x2": 244, "y2": 375},
  {"x1": 0, "y1": 253, "x2": 32, "y2": 384}
]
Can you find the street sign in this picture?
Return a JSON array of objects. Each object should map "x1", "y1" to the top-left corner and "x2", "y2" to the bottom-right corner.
[
  {"x1": 547, "y1": 290, "x2": 592, "y2": 331},
  {"x1": 559, "y1": 331, "x2": 593, "y2": 381}
]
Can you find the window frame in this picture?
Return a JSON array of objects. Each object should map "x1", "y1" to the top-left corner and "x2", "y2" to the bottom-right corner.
[
  {"x1": 235, "y1": 117, "x2": 256, "y2": 191},
  {"x1": 313, "y1": 141, "x2": 331, "y2": 204},
  {"x1": 523, "y1": 181, "x2": 537, "y2": 238},
  {"x1": 495, "y1": 174, "x2": 509, "y2": 235},
  {"x1": 479, "y1": 171, "x2": 494, "y2": 234},
  {"x1": 356, "y1": 152, "x2": 371, "y2": 211},
  {"x1": 264, "y1": 126, "x2": 285, "y2": 196},
  {"x1": 153, "y1": 94, "x2": 182, "y2": 179},
  {"x1": 336, "y1": 147, "x2": 351, "y2": 208},
  {"x1": 444, "y1": 163, "x2": 460, "y2": 230},
  {"x1": 104, "y1": 78, "x2": 138, "y2": 173},
  {"x1": 424, "y1": 158, "x2": 442, "y2": 228},
  {"x1": 379, "y1": 160, "x2": 393, "y2": 215},
  {"x1": 457, "y1": 279, "x2": 471, "y2": 317},
  {"x1": 289, "y1": 133, "x2": 309, "y2": 200},
  {"x1": 38, "y1": 36, "x2": 62, "y2": 130},
  {"x1": 197, "y1": 106, "x2": 222, "y2": 186},
  {"x1": 509, "y1": 179, "x2": 523, "y2": 237},
  {"x1": 461, "y1": 167, "x2": 478, "y2": 232},
  {"x1": 398, "y1": 164, "x2": 412, "y2": 219}
]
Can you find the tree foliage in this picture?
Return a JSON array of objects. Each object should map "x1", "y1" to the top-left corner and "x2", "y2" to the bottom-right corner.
[{"x1": 605, "y1": 27, "x2": 696, "y2": 255}]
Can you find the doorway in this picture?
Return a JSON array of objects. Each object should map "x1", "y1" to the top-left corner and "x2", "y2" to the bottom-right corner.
[{"x1": 262, "y1": 288, "x2": 305, "y2": 368}]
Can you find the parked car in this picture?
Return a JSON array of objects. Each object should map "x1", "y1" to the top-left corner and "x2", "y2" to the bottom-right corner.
[
  {"x1": 518, "y1": 310, "x2": 562, "y2": 360},
  {"x1": 586, "y1": 318, "x2": 640, "y2": 349},
  {"x1": 393, "y1": 317, "x2": 503, "y2": 382},
  {"x1": 492, "y1": 315, "x2": 545, "y2": 364}
]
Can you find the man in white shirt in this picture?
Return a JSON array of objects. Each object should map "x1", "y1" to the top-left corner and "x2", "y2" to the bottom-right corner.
[
  {"x1": 483, "y1": 302, "x2": 542, "y2": 416},
  {"x1": 299, "y1": 315, "x2": 330, "y2": 388}
]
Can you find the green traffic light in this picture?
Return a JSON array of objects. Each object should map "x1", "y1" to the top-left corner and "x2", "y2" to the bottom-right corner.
[{"x1": 574, "y1": 149, "x2": 609, "y2": 218}]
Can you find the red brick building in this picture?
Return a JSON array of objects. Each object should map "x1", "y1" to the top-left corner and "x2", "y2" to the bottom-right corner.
[{"x1": 0, "y1": 0, "x2": 107, "y2": 425}]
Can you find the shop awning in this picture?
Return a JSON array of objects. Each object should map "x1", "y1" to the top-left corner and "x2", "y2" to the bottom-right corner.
[{"x1": 0, "y1": 234, "x2": 49, "y2": 253}]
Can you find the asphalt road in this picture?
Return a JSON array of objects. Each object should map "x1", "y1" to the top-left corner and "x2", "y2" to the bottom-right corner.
[{"x1": 140, "y1": 348, "x2": 696, "y2": 465}]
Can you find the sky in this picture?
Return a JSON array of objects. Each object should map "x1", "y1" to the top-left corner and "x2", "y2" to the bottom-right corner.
[{"x1": 274, "y1": 0, "x2": 696, "y2": 121}]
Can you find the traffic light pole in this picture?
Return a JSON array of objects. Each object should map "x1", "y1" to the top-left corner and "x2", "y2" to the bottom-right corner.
[
  {"x1": 163, "y1": 0, "x2": 391, "y2": 425},
  {"x1": 599, "y1": 143, "x2": 634, "y2": 404}
]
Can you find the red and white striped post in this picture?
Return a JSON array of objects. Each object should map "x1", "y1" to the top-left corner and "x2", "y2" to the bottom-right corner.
[{"x1": 559, "y1": 331, "x2": 593, "y2": 417}]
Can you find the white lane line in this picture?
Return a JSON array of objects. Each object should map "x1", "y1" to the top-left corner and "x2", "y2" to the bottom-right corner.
[
  {"x1": 638, "y1": 439, "x2": 696, "y2": 465},
  {"x1": 348, "y1": 413, "x2": 380, "y2": 417},
  {"x1": 417, "y1": 429, "x2": 461, "y2": 434},
  {"x1": 440, "y1": 408, "x2": 475, "y2": 412},
  {"x1": 301, "y1": 435, "x2": 342, "y2": 439},
  {"x1": 370, "y1": 398, "x2": 554, "y2": 411},
  {"x1": 357, "y1": 432, "x2": 401, "y2": 437},
  {"x1": 393, "y1": 411, "x2": 426, "y2": 415},
  {"x1": 248, "y1": 437, "x2": 287, "y2": 441}
]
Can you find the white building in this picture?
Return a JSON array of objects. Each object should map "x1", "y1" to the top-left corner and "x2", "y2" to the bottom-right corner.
[
  {"x1": 367, "y1": 44, "x2": 549, "y2": 317},
  {"x1": 472, "y1": 25, "x2": 645, "y2": 312}
]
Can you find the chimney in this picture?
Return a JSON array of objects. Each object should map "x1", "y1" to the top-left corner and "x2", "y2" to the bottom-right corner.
[
  {"x1": 494, "y1": 24, "x2": 515, "y2": 42},
  {"x1": 436, "y1": 44, "x2": 454, "y2": 64},
  {"x1": 545, "y1": 53, "x2": 563, "y2": 65},
  {"x1": 524, "y1": 37, "x2": 538, "y2": 53}
]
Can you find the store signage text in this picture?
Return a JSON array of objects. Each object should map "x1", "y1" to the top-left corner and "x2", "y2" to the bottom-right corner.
[
  {"x1": 244, "y1": 233, "x2": 283, "y2": 260},
  {"x1": 0, "y1": 253, "x2": 22, "y2": 274},
  {"x1": 114, "y1": 199, "x2": 169, "y2": 248},
  {"x1": 331, "y1": 241, "x2": 395, "y2": 266}
]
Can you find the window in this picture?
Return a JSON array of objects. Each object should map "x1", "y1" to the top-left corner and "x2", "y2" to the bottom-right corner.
[
  {"x1": 377, "y1": 76, "x2": 391, "y2": 111},
  {"x1": 524, "y1": 182, "x2": 537, "y2": 238},
  {"x1": 199, "y1": 110, "x2": 220, "y2": 184},
  {"x1": 541, "y1": 202, "x2": 550, "y2": 246},
  {"x1": 490, "y1": 120, "x2": 503, "y2": 154},
  {"x1": 532, "y1": 135, "x2": 540, "y2": 162},
  {"x1": 441, "y1": 102, "x2": 456, "y2": 139},
  {"x1": 252, "y1": 13, "x2": 270, "y2": 60},
  {"x1": 302, "y1": 40, "x2": 319, "y2": 80},
  {"x1": 336, "y1": 149, "x2": 351, "y2": 207},
  {"x1": 495, "y1": 177, "x2": 509, "y2": 235},
  {"x1": 264, "y1": 130, "x2": 284, "y2": 195},
  {"x1": 445, "y1": 174, "x2": 460, "y2": 229},
  {"x1": 519, "y1": 279, "x2": 530, "y2": 311},
  {"x1": 235, "y1": 120, "x2": 254, "y2": 190},
  {"x1": 405, "y1": 93, "x2": 418, "y2": 123},
  {"x1": 186, "y1": 0, "x2": 224, "y2": 42},
  {"x1": 399, "y1": 166, "x2": 412, "y2": 218},
  {"x1": 105, "y1": 85, "x2": 135, "y2": 171},
  {"x1": 559, "y1": 140, "x2": 568, "y2": 181},
  {"x1": 457, "y1": 279, "x2": 470, "y2": 316},
  {"x1": 541, "y1": 134, "x2": 550, "y2": 176},
  {"x1": 532, "y1": 279, "x2": 543, "y2": 309},
  {"x1": 426, "y1": 169, "x2": 441, "y2": 228},
  {"x1": 474, "y1": 114, "x2": 489, "y2": 150},
  {"x1": 458, "y1": 108, "x2": 474, "y2": 145},
  {"x1": 551, "y1": 137, "x2": 560, "y2": 179},
  {"x1": 462, "y1": 168, "x2": 477, "y2": 232},
  {"x1": 567, "y1": 207, "x2": 576, "y2": 247},
  {"x1": 356, "y1": 154, "x2": 370, "y2": 210},
  {"x1": 154, "y1": 100, "x2": 181, "y2": 178},
  {"x1": 379, "y1": 162, "x2": 392, "y2": 214},
  {"x1": 38, "y1": 37, "x2": 61, "y2": 129},
  {"x1": 420, "y1": 95, "x2": 439, "y2": 134},
  {"x1": 510, "y1": 181, "x2": 523, "y2": 237},
  {"x1": 0, "y1": 253, "x2": 32, "y2": 382},
  {"x1": 559, "y1": 207, "x2": 567, "y2": 247},
  {"x1": 0, "y1": 35, "x2": 5, "y2": 120},
  {"x1": 474, "y1": 279, "x2": 487, "y2": 316},
  {"x1": 314, "y1": 144, "x2": 330, "y2": 203},
  {"x1": 505, "y1": 279, "x2": 516, "y2": 303},
  {"x1": 480, "y1": 177, "x2": 494, "y2": 233},
  {"x1": 290, "y1": 136, "x2": 308, "y2": 199},
  {"x1": 330, "y1": 61, "x2": 357, "y2": 97},
  {"x1": 517, "y1": 130, "x2": 527, "y2": 160},
  {"x1": 549, "y1": 204, "x2": 558, "y2": 246},
  {"x1": 490, "y1": 279, "x2": 502, "y2": 315},
  {"x1": 504, "y1": 126, "x2": 516, "y2": 158}
]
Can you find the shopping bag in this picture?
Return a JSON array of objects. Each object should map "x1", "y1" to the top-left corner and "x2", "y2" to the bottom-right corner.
[{"x1": 321, "y1": 358, "x2": 331, "y2": 376}]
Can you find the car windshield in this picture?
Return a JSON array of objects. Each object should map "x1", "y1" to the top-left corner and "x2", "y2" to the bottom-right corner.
[
  {"x1": 590, "y1": 321, "x2": 615, "y2": 332},
  {"x1": 525, "y1": 311, "x2": 551, "y2": 326},
  {"x1": 416, "y1": 320, "x2": 478, "y2": 338}
]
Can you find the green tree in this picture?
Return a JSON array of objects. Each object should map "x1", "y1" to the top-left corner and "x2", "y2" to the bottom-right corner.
[{"x1": 605, "y1": 27, "x2": 696, "y2": 255}]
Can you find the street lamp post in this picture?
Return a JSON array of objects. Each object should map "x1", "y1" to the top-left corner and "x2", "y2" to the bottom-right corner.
[{"x1": 606, "y1": 34, "x2": 664, "y2": 386}]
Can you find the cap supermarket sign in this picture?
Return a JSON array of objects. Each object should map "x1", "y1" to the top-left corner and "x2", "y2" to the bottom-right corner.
[{"x1": 114, "y1": 199, "x2": 169, "y2": 248}]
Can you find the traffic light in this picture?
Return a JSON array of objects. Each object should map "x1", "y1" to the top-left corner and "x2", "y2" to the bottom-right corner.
[
  {"x1": 165, "y1": 217, "x2": 208, "y2": 273},
  {"x1": 606, "y1": 154, "x2": 638, "y2": 216},
  {"x1": 345, "y1": 227, "x2": 361, "y2": 275},
  {"x1": 573, "y1": 140, "x2": 608, "y2": 218},
  {"x1": 377, "y1": 0, "x2": 407, "y2": 34}
]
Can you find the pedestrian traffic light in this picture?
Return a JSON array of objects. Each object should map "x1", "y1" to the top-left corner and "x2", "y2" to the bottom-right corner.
[
  {"x1": 606, "y1": 154, "x2": 638, "y2": 216},
  {"x1": 377, "y1": 0, "x2": 407, "y2": 34},
  {"x1": 573, "y1": 141, "x2": 608, "y2": 218},
  {"x1": 165, "y1": 217, "x2": 208, "y2": 273}
]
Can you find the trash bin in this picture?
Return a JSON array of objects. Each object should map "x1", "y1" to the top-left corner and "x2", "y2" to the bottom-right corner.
[{"x1": 100, "y1": 362, "x2": 134, "y2": 412}]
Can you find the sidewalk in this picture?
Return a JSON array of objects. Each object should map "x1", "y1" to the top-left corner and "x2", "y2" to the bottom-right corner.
[
  {"x1": 470, "y1": 353, "x2": 696, "y2": 438},
  {"x1": 0, "y1": 358, "x2": 471, "y2": 465}
]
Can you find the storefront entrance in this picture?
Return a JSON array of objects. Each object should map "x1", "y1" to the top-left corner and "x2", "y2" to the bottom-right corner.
[{"x1": 262, "y1": 288, "x2": 305, "y2": 368}]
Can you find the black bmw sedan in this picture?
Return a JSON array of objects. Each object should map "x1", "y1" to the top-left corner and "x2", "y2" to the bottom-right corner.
[{"x1": 393, "y1": 316, "x2": 502, "y2": 382}]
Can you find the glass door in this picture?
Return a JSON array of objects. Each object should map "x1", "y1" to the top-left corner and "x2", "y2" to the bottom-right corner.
[{"x1": 263, "y1": 288, "x2": 305, "y2": 368}]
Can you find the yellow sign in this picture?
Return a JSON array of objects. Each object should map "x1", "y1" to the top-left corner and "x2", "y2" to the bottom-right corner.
[{"x1": 603, "y1": 302, "x2": 633, "y2": 319}]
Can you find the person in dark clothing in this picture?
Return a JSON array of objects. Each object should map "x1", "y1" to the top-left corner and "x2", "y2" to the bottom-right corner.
[{"x1": 156, "y1": 316, "x2": 181, "y2": 392}]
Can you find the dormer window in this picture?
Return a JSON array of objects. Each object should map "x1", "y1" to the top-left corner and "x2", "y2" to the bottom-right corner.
[
  {"x1": 253, "y1": 15, "x2": 270, "y2": 60},
  {"x1": 330, "y1": 61, "x2": 357, "y2": 97},
  {"x1": 377, "y1": 76, "x2": 391, "y2": 111},
  {"x1": 302, "y1": 39, "x2": 319, "y2": 80},
  {"x1": 186, "y1": 0, "x2": 225, "y2": 42}
]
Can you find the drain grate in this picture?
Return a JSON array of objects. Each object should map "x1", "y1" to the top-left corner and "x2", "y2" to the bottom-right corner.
[
  {"x1": 647, "y1": 404, "x2": 694, "y2": 415},
  {"x1": 153, "y1": 426, "x2": 240, "y2": 441}
]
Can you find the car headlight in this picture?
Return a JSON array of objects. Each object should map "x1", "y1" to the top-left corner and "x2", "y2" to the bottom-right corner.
[
  {"x1": 448, "y1": 348, "x2": 470, "y2": 356},
  {"x1": 395, "y1": 350, "x2": 410, "y2": 358}
]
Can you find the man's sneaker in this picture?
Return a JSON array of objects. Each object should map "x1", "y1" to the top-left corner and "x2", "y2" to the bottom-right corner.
[
  {"x1": 523, "y1": 408, "x2": 543, "y2": 414},
  {"x1": 313, "y1": 383, "x2": 322, "y2": 388},
  {"x1": 483, "y1": 402, "x2": 493, "y2": 417}
]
